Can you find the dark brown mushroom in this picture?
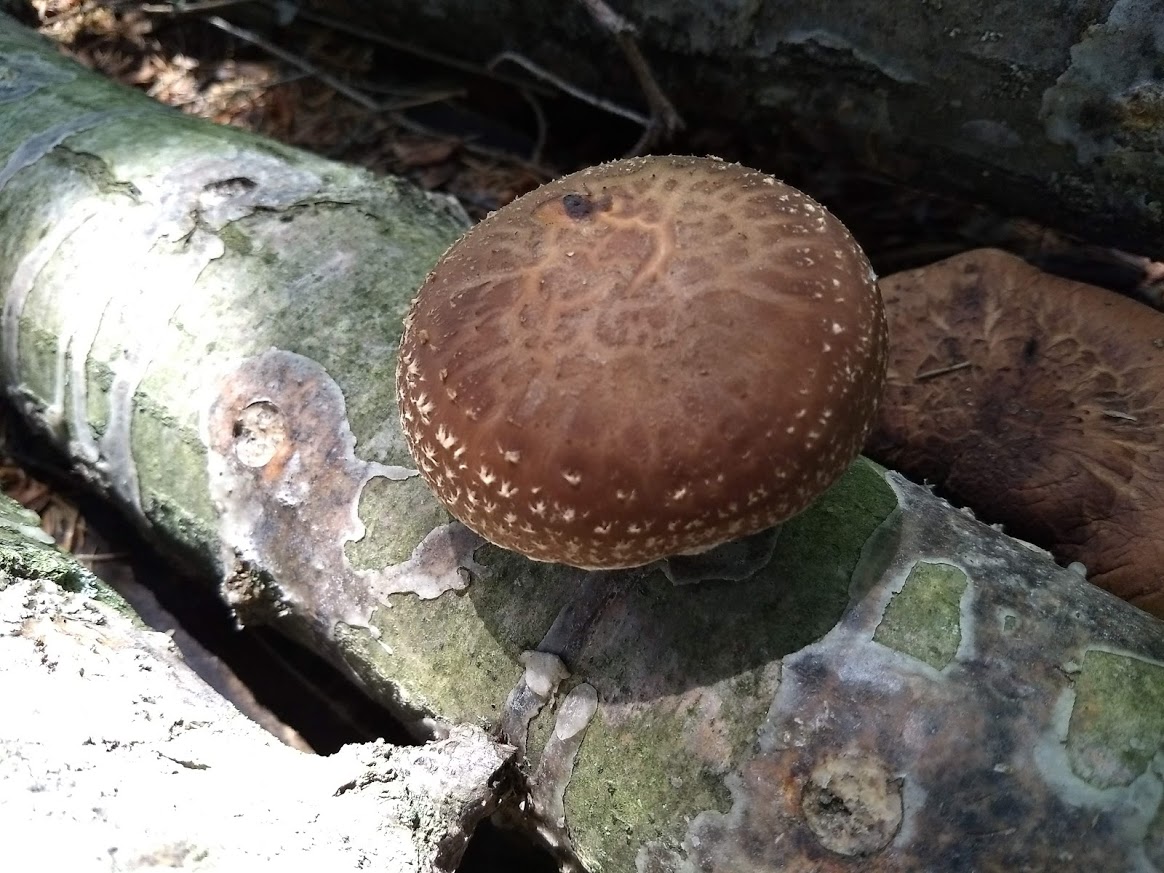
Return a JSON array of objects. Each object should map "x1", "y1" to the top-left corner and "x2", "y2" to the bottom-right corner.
[
  {"x1": 866, "y1": 248, "x2": 1164, "y2": 615},
  {"x1": 397, "y1": 155, "x2": 887, "y2": 569}
]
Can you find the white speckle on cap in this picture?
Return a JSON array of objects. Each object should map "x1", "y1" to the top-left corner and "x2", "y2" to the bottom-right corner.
[
  {"x1": 435, "y1": 425, "x2": 456, "y2": 449},
  {"x1": 415, "y1": 394, "x2": 435, "y2": 419}
]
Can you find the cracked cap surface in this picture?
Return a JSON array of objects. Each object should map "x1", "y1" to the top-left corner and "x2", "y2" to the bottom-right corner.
[{"x1": 397, "y1": 155, "x2": 887, "y2": 569}]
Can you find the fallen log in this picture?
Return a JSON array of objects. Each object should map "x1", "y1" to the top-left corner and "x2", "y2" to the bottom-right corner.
[
  {"x1": 0, "y1": 492, "x2": 513, "y2": 871},
  {"x1": 350, "y1": 0, "x2": 1164, "y2": 259},
  {"x1": 2, "y1": 16, "x2": 1164, "y2": 871}
]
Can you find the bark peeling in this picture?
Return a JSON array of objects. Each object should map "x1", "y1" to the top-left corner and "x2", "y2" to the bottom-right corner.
[
  {"x1": 1040, "y1": 0, "x2": 1164, "y2": 166},
  {"x1": 204, "y1": 348, "x2": 484, "y2": 629}
]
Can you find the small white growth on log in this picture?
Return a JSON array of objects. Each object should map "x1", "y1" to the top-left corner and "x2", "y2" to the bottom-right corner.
[
  {"x1": 522, "y1": 649, "x2": 571, "y2": 698},
  {"x1": 553, "y1": 683, "x2": 599, "y2": 741}
]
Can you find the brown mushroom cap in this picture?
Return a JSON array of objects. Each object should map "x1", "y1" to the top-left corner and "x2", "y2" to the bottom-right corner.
[
  {"x1": 867, "y1": 248, "x2": 1164, "y2": 615},
  {"x1": 396, "y1": 155, "x2": 887, "y2": 569}
]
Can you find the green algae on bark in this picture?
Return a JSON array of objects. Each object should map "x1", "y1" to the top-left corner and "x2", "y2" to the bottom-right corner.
[{"x1": 874, "y1": 561, "x2": 967, "y2": 670}]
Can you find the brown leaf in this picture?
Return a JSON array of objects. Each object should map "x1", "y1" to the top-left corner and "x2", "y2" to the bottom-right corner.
[{"x1": 390, "y1": 136, "x2": 458, "y2": 168}]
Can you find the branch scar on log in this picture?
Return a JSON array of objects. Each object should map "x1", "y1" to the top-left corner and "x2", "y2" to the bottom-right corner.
[
  {"x1": 529, "y1": 682, "x2": 600, "y2": 835},
  {"x1": 501, "y1": 650, "x2": 572, "y2": 757},
  {"x1": 203, "y1": 349, "x2": 483, "y2": 632}
]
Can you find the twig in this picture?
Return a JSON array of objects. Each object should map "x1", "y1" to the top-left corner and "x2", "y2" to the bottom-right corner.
[
  {"x1": 1102, "y1": 409, "x2": 1138, "y2": 422},
  {"x1": 915, "y1": 360, "x2": 973, "y2": 380},
  {"x1": 287, "y1": 4, "x2": 558, "y2": 99},
  {"x1": 389, "y1": 112, "x2": 557, "y2": 180},
  {"x1": 373, "y1": 90, "x2": 467, "y2": 113},
  {"x1": 576, "y1": 0, "x2": 684, "y2": 153},
  {"x1": 204, "y1": 16, "x2": 464, "y2": 115},
  {"x1": 489, "y1": 51, "x2": 650, "y2": 128},
  {"x1": 578, "y1": 0, "x2": 630, "y2": 34},
  {"x1": 75, "y1": 551, "x2": 132, "y2": 564},
  {"x1": 204, "y1": 15, "x2": 380, "y2": 110},
  {"x1": 517, "y1": 89, "x2": 549, "y2": 165},
  {"x1": 140, "y1": 0, "x2": 254, "y2": 15},
  {"x1": 356, "y1": 78, "x2": 465, "y2": 101}
]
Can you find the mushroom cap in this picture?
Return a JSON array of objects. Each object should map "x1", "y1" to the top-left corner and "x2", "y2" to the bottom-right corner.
[
  {"x1": 867, "y1": 247, "x2": 1164, "y2": 615},
  {"x1": 396, "y1": 155, "x2": 887, "y2": 569}
]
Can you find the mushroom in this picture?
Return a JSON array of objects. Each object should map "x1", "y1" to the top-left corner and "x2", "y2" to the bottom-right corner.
[
  {"x1": 866, "y1": 247, "x2": 1164, "y2": 615},
  {"x1": 396, "y1": 155, "x2": 887, "y2": 571}
]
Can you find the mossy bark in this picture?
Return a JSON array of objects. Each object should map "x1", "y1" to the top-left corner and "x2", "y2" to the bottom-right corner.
[{"x1": 3, "y1": 16, "x2": 1164, "y2": 872}]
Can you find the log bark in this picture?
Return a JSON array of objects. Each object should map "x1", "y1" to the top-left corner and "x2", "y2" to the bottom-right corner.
[
  {"x1": 3, "y1": 16, "x2": 1164, "y2": 872},
  {"x1": 351, "y1": 0, "x2": 1164, "y2": 259},
  {"x1": 0, "y1": 492, "x2": 513, "y2": 871}
]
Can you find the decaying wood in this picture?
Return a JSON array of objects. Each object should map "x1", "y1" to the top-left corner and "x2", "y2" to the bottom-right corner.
[
  {"x1": 869, "y1": 248, "x2": 1164, "y2": 615},
  {"x1": 0, "y1": 493, "x2": 513, "y2": 871},
  {"x1": 3, "y1": 16, "x2": 1164, "y2": 872},
  {"x1": 350, "y1": 0, "x2": 1164, "y2": 259}
]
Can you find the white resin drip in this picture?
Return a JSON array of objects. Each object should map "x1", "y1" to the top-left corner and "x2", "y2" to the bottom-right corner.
[
  {"x1": 92, "y1": 230, "x2": 224, "y2": 513},
  {"x1": 3, "y1": 203, "x2": 100, "y2": 399}
]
